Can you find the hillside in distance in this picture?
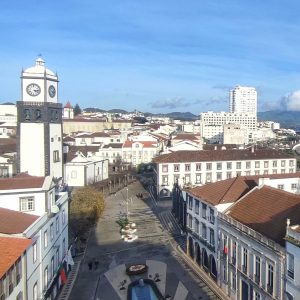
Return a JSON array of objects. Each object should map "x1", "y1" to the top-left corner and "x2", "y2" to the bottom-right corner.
[{"x1": 258, "y1": 110, "x2": 300, "y2": 128}]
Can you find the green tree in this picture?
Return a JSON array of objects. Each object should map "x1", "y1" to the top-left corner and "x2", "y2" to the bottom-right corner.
[
  {"x1": 69, "y1": 186, "x2": 105, "y2": 236},
  {"x1": 74, "y1": 103, "x2": 82, "y2": 116}
]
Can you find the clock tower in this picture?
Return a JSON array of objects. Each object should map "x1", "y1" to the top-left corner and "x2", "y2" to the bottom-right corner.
[{"x1": 17, "y1": 58, "x2": 63, "y2": 179}]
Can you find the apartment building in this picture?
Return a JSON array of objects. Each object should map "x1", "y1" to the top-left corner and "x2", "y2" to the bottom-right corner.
[
  {"x1": 0, "y1": 174, "x2": 69, "y2": 300},
  {"x1": 182, "y1": 175, "x2": 300, "y2": 300},
  {"x1": 200, "y1": 111, "x2": 257, "y2": 143},
  {"x1": 229, "y1": 86, "x2": 257, "y2": 115},
  {"x1": 154, "y1": 148, "x2": 296, "y2": 198}
]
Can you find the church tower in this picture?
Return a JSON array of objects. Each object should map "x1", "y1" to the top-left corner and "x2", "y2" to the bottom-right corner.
[{"x1": 17, "y1": 57, "x2": 63, "y2": 179}]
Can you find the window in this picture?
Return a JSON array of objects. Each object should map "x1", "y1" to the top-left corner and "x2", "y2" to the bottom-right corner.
[
  {"x1": 188, "y1": 196, "x2": 193, "y2": 210},
  {"x1": 51, "y1": 257, "x2": 54, "y2": 277},
  {"x1": 209, "y1": 208, "x2": 214, "y2": 224},
  {"x1": 50, "y1": 223, "x2": 54, "y2": 240},
  {"x1": 231, "y1": 241, "x2": 236, "y2": 265},
  {"x1": 53, "y1": 150, "x2": 60, "y2": 162},
  {"x1": 162, "y1": 165, "x2": 168, "y2": 172},
  {"x1": 185, "y1": 174, "x2": 191, "y2": 184},
  {"x1": 185, "y1": 164, "x2": 191, "y2": 172},
  {"x1": 63, "y1": 238, "x2": 66, "y2": 255},
  {"x1": 264, "y1": 161, "x2": 269, "y2": 168},
  {"x1": 162, "y1": 175, "x2": 168, "y2": 185},
  {"x1": 255, "y1": 161, "x2": 260, "y2": 168},
  {"x1": 227, "y1": 162, "x2": 232, "y2": 170},
  {"x1": 174, "y1": 164, "x2": 179, "y2": 172},
  {"x1": 195, "y1": 219, "x2": 199, "y2": 234},
  {"x1": 44, "y1": 267, "x2": 48, "y2": 289},
  {"x1": 255, "y1": 291, "x2": 261, "y2": 300},
  {"x1": 246, "y1": 161, "x2": 251, "y2": 169},
  {"x1": 44, "y1": 230, "x2": 48, "y2": 248},
  {"x1": 8, "y1": 268, "x2": 13, "y2": 295},
  {"x1": 195, "y1": 174, "x2": 201, "y2": 184},
  {"x1": 255, "y1": 256, "x2": 260, "y2": 282},
  {"x1": 33, "y1": 282, "x2": 38, "y2": 300},
  {"x1": 289, "y1": 160, "x2": 294, "y2": 167},
  {"x1": 217, "y1": 163, "x2": 222, "y2": 170},
  {"x1": 281, "y1": 160, "x2": 286, "y2": 167},
  {"x1": 272, "y1": 161, "x2": 277, "y2": 167},
  {"x1": 209, "y1": 228, "x2": 214, "y2": 246},
  {"x1": 242, "y1": 248, "x2": 248, "y2": 273},
  {"x1": 272, "y1": 169, "x2": 277, "y2": 174},
  {"x1": 217, "y1": 172, "x2": 222, "y2": 181},
  {"x1": 206, "y1": 173, "x2": 212, "y2": 183},
  {"x1": 174, "y1": 175, "x2": 179, "y2": 183},
  {"x1": 16, "y1": 259, "x2": 22, "y2": 284},
  {"x1": 236, "y1": 162, "x2": 241, "y2": 169},
  {"x1": 227, "y1": 172, "x2": 232, "y2": 179},
  {"x1": 16, "y1": 292, "x2": 23, "y2": 300},
  {"x1": 56, "y1": 217, "x2": 59, "y2": 233},
  {"x1": 287, "y1": 253, "x2": 294, "y2": 279},
  {"x1": 33, "y1": 242, "x2": 37, "y2": 263},
  {"x1": 231, "y1": 272, "x2": 236, "y2": 290},
  {"x1": 202, "y1": 203, "x2": 207, "y2": 219},
  {"x1": 195, "y1": 200, "x2": 199, "y2": 214},
  {"x1": 20, "y1": 197, "x2": 34, "y2": 212},
  {"x1": 277, "y1": 184, "x2": 284, "y2": 190},
  {"x1": 196, "y1": 163, "x2": 201, "y2": 171},
  {"x1": 206, "y1": 163, "x2": 212, "y2": 170},
  {"x1": 201, "y1": 223, "x2": 207, "y2": 239},
  {"x1": 135, "y1": 143, "x2": 139, "y2": 148},
  {"x1": 291, "y1": 183, "x2": 297, "y2": 190},
  {"x1": 267, "y1": 263, "x2": 274, "y2": 294},
  {"x1": 188, "y1": 214, "x2": 192, "y2": 228},
  {"x1": 56, "y1": 248, "x2": 60, "y2": 268}
]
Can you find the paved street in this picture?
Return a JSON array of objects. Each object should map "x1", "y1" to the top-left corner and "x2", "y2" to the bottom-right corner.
[{"x1": 69, "y1": 180, "x2": 220, "y2": 300}]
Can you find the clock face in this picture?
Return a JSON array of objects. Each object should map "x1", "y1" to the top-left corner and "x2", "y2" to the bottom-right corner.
[
  {"x1": 48, "y1": 85, "x2": 56, "y2": 98},
  {"x1": 26, "y1": 83, "x2": 41, "y2": 96}
]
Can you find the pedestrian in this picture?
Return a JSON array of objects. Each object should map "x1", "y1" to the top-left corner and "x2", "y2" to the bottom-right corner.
[
  {"x1": 88, "y1": 261, "x2": 93, "y2": 270},
  {"x1": 94, "y1": 260, "x2": 99, "y2": 269}
]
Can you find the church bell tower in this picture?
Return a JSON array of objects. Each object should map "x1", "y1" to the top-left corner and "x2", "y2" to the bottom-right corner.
[{"x1": 17, "y1": 57, "x2": 63, "y2": 179}]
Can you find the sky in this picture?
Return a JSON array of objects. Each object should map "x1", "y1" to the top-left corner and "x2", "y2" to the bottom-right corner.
[{"x1": 1, "y1": 0, "x2": 300, "y2": 113}]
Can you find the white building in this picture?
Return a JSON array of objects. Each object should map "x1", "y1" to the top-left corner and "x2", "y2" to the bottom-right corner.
[
  {"x1": 64, "y1": 151, "x2": 109, "y2": 187},
  {"x1": 223, "y1": 124, "x2": 248, "y2": 145},
  {"x1": 0, "y1": 173, "x2": 69, "y2": 300},
  {"x1": 285, "y1": 223, "x2": 300, "y2": 300},
  {"x1": 17, "y1": 58, "x2": 63, "y2": 179},
  {"x1": 229, "y1": 86, "x2": 257, "y2": 115},
  {"x1": 200, "y1": 111, "x2": 257, "y2": 143},
  {"x1": 153, "y1": 148, "x2": 296, "y2": 198},
  {"x1": 0, "y1": 103, "x2": 17, "y2": 123},
  {"x1": 182, "y1": 174, "x2": 300, "y2": 300},
  {"x1": 63, "y1": 101, "x2": 74, "y2": 119}
]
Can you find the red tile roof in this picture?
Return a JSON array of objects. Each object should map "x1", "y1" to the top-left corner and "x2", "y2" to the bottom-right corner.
[
  {"x1": 90, "y1": 132, "x2": 110, "y2": 138},
  {"x1": 153, "y1": 149, "x2": 293, "y2": 163},
  {"x1": 0, "y1": 237, "x2": 31, "y2": 278},
  {"x1": 0, "y1": 173, "x2": 45, "y2": 190},
  {"x1": 0, "y1": 208, "x2": 39, "y2": 234},
  {"x1": 123, "y1": 141, "x2": 157, "y2": 148},
  {"x1": 187, "y1": 176, "x2": 257, "y2": 206},
  {"x1": 187, "y1": 173, "x2": 300, "y2": 206},
  {"x1": 228, "y1": 186, "x2": 300, "y2": 246},
  {"x1": 173, "y1": 133, "x2": 201, "y2": 140},
  {"x1": 64, "y1": 101, "x2": 73, "y2": 109}
]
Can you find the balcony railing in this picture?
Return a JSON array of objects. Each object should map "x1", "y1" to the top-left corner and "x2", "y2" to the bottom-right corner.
[{"x1": 287, "y1": 269, "x2": 294, "y2": 279}]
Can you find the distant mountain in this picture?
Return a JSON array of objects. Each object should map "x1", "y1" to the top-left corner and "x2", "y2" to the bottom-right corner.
[
  {"x1": 84, "y1": 107, "x2": 106, "y2": 113},
  {"x1": 145, "y1": 111, "x2": 198, "y2": 120},
  {"x1": 258, "y1": 110, "x2": 300, "y2": 128},
  {"x1": 107, "y1": 109, "x2": 128, "y2": 114}
]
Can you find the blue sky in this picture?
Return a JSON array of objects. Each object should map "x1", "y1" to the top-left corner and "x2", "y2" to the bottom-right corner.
[{"x1": 1, "y1": 0, "x2": 300, "y2": 113}]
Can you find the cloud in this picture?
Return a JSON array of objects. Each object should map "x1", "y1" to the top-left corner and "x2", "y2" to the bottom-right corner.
[
  {"x1": 150, "y1": 97, "x2": 190, "y2": 109},
  {"x1": 204, "y1": 96, "x2": 225, "y2": 106},
  {"x1": 280, "y1": 90, "x2": 300, "y2": 111}
]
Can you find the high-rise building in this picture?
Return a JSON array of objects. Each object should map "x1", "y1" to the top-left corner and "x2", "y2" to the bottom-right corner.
[
  {"x1": 229, "y1": 86, "x2": 257, "y2": 115},
  {"x1": 17, "y1": 57, "x2": 63, "y2": 179}
]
